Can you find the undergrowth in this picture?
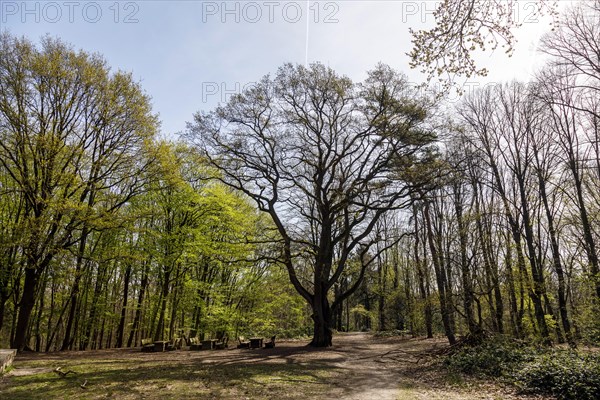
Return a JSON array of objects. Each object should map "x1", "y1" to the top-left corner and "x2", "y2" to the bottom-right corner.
[{"x1": 444, "y1": 335, "x2": 600, "y2": 400}]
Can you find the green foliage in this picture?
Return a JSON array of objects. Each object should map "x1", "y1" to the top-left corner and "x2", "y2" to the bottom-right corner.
[
  {"x1": 444, "y1": 336, "x2": 534, "y2": 377},
  {"x1": 239, "y1": 267, "x2": 312, "y2": 339},
  {"x1": 514, "y1": 351, "x2": 600, "y2": 400},
  {"x1": 445, "y1": 336, "x2": 600, "y2": 400}
]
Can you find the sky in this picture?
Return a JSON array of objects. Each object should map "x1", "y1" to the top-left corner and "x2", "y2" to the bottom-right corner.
[{"x1": 0, "y1": 0, "x2": 570, "y2": 138}]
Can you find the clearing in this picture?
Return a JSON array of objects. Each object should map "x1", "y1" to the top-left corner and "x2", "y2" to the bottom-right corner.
[{"x1": 0, "y1": 333, "x2": 550, "y2": 399}]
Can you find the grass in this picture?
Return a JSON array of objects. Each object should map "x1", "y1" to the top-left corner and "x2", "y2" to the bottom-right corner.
[{"x1": 1, "y1": 354, "x2": 336, "y2": 400}]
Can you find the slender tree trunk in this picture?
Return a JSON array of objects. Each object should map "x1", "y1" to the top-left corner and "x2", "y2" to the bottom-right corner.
[
  {"x1": 61, "y1": 230, "x2": 90, "y2": 350},
  {"x1": 377, "y1": 249, "x2": 386, "y2": 331},
  {"x1": 116, "y1": 263, "x2": 132, "y2": 348},
  {"x1": 571, "y1": 163, "x2": 600, "y2": 299},
  {"x1": 516, "y1": 174, "x2": 551, "y2": 343},
  {"x1": 155, "y1": 267, "x2": 171, "y2": 341},
  {"x1": 423, "y1": 201, "x2": 456, "y2": 345},
  {"x1": 414, "y1": 207, "x2": 433, "y2": 338},
  {"x1": 537, "y1": 171, "x2": 575, "y2": 346},
  {"x1": 127, "y1": 261, "x2": 149, "y2": 347},
  {"x1": 453, "y1": 183, "x2": 480, "y2": 336}
]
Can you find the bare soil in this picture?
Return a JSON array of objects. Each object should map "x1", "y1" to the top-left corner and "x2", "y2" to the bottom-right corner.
[{"x1": 0, "y1": 333, "x2": 552, "y2": 399}]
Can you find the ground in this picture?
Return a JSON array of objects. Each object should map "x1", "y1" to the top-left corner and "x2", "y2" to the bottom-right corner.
[{"x1": 0, "y1": 333, "x2": 552, "y2": 399}]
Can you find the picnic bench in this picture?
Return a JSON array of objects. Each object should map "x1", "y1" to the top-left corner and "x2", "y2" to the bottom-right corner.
[
  {"x1": 189, "y1": 337, "x2": 202, "y2": 351},
  {"x1": 215, "y1": 335, "x2": 228, "y2": 349},
  {"x1": 154, "y1": 340, "x2": 169, "y2": 352},
  {"x1": 237, "y1": 336, "x2": 250, "y2": 349},
  {"x1": 264, "y1": 335, "x2": 276, "y2": 349},
  {"x1": 249, "y1": 337, "x2": 263, "y2": 349},
  {"x1": 202, "y1": 339, "x2": 217, "y2": 350},
  {"x1": 141, "y1": 338, "x2": 154, "y2": 352},
  {"x1": 167, "y1": 337, "x2": 182, "y2": 351}
]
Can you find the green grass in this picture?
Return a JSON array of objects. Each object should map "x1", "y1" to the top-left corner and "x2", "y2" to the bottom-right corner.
[{"x1": 2, "y1": 356, "x2": 336, "y2": 399}]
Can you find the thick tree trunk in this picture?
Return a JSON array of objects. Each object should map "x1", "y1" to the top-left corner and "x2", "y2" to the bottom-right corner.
[
  {"x1": 309, "y1": 290, "x2": 332, "y2": 347},
  {"x1": 12, "y1": 268, "x2": 38, "y2": 351}
]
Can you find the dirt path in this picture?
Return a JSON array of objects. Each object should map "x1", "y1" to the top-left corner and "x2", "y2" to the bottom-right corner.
[{"x1": 1, "y1": 333, "x2": 548, "y2": 399}]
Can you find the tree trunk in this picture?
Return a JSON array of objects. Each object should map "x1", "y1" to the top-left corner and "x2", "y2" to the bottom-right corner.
[
  {"x1": 12, "y1": 267, "x2": 38, "y2": 351},
  {"x1": 413, "y1": 204, "x2": 433, "y2": 338},
  {"x1": 154, "y1": 267, "x2": 171, "y2": 341},
  {"x1": 453, "y1": 183, "x2": 480, "y2": 336},
  {"x1": 115, "y1": 263, "x2": 132, "y2": 348},
  {"x1": 516, "y1": 173, "x2": 551, "y2": 344},
  {"x1": 309, "y1": 287, "x2": 332, "y2": 347},
  {"x1": 423, "y1": 201, "x2": 456, "y2": 345},
  {"x1": 127, "y1": 261, "x2": 149, "y2": 348},
  {"x1": 538, "y1": 170, "x2": 575, "y2": 346}
]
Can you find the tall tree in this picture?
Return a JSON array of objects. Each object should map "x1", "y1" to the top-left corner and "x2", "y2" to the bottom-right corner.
[
  {"x1": 187, "y1": 63, "x2": 437, "y2": 346},
  {"x1": 0, "y1": 34, "x2": 158, "y2": 351}
]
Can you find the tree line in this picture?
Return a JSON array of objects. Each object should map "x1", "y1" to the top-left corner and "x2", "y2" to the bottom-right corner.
[{"x1": 1, "y1": 1, "x2": 599, "y2": 350}]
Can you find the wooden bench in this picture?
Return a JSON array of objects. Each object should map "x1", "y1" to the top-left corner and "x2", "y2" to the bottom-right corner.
[
  {"x1": 189, "y1": 337, "x2": 202, "y2": 351},
  {"x1": 237, "y1": 336, "x2": 250, "y2": 349},
  {"x1": 167, "y1": 337, "x2": 182, "y2": 351},
  {"x1": 215, "y1": 335, "x2": 228, "y2": 350},
  {"x1": 201, "y1": 339, "x2": 217, "y2": 350},
  {"x1": 141, "y1": 338, "x2": 154, "y2": 352},
  {"x1": 264, "y1": 335, "x2": 276, "y2": 349}
]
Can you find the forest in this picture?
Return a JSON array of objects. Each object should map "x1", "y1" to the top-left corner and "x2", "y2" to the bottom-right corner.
[{"x1": 1, "y1": 1, "x2": 600, "y2": 391}]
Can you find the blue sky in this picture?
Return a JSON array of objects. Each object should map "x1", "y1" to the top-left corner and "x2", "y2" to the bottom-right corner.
[{"x1": 1, "y1": 0, "x2": 563, "y2": 138}]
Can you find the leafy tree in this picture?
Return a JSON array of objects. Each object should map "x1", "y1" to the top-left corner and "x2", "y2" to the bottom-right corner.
[{"x1": 0, "y1": 33, "x2": 158, "y2": 351}]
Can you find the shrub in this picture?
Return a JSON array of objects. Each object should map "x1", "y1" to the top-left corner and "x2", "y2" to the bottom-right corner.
[
  {"x1": 444, "y1": 336, "x2": 533, "y2": 377},
  {"x1": 514, "y1": 351, "x2": 600, "y2": 400}
]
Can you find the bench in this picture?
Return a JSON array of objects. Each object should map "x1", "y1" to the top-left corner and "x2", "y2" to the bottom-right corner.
[
  {"x1": 215, "y1": 335, "x2": 228, "y2": 350},
  {"x1": 264, "y1": 335, "x2": 276, "y2": 349},
  {"x1": 237, "y1": 336, "x2": 250, "y2": 349},
  {"x1": 189, "y1": 337, "x2": 202, "y2": 351},
  {"x1": 167, "y1": 337, "x2": 182, "y2": 351},
  {"x1": 141, "y1": 338, "x2": 154, "y2": 352}
]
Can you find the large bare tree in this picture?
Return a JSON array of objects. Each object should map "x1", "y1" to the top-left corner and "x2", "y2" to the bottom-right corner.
[{"x1": 187, "y1": 63, "x2": 437, "y2": 346}]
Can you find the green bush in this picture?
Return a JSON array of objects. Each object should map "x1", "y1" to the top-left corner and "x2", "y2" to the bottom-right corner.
[
  {"x1": 445, "y1": 337, "x2": 600, "y2": 400},
  {"x1": 514, "y1": 351, "x2": 600, "y2": 400},
  {"x1": 444, "y1": 337, "x2": 533, "y2": 377}
]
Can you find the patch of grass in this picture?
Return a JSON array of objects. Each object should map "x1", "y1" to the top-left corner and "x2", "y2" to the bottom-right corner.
[{"x1": 1, "y1": 355, "x2": 337, "y2": 400}]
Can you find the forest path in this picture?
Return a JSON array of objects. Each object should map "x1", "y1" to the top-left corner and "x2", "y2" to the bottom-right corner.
[{"x1": 318, "y1": 332, "x2": 516, "y2": 400}]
